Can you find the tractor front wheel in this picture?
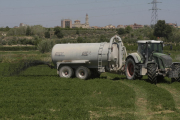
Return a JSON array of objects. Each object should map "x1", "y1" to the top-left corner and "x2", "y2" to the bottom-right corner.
[
  {"x1": 171, "y1": 64, "x2": 180, "y2": 82},
  {"x1": 147, "y1": 63, "x2": 157, "y2": 84}
]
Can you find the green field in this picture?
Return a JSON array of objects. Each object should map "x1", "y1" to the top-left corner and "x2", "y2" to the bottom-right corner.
[{"x1": 1, "y1": 51, "x2": 180, "y2": 119}]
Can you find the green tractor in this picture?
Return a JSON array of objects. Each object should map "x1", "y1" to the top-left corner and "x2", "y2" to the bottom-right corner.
[{"x1": 125, "y1": 40, "x2": 180, "y2": 84}]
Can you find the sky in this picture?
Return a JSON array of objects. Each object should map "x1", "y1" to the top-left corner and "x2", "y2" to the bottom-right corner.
[{"x1": 0, "y1": 0, "x2": 179, "y2": 28}]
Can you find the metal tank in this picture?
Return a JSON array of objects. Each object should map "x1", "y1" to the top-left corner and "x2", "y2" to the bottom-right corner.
[{"x1": 51, "y1": 35, "x2": 127, "y2": 79}]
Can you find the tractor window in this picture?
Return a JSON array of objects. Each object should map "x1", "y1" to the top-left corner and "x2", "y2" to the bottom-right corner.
[
  {"x1": 149, "y1": 43, "x2": 163, "y2": 53},
  {"x1": 138, "y1": 43, "x2": 147, "y2": 55}
]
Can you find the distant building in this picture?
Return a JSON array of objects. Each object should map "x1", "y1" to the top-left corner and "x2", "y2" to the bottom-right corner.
[
  {"x1": 61, "y1": 19, "x2": 72, "y2": 28},
  {"x1": 72, "y1": 14, "x2": 90, "y2": 28},
  {"x1": 166, "y1": 23, "x2": 177, "y2": 28},
  {"x1": 104, "y1": 24, "x2": 116, "y2": 29},
  {"x1": 117, "y1": 25, "x2": 125, "y2": 29},
  {"x1": 132, "y1": 23, "x2": 144, "y2": 29},
  {"x1": 144, "y1": 25, "x2": 150, "y2": 27},
  {"x1": 91, "y1": 26, "x2": 100, "y2": 29},
  {"x1": 19, "y1": 23, "x2": 28, "y2": 27},
  {"x1": 72, "y1": 20, "x2": 82, "y2": 28},
  {"x1": 13, "y1": 26, "x2": 19, "y2": 28},
  {"x1": 125, "y1": 23, "x2": 144, "y2": 29}
]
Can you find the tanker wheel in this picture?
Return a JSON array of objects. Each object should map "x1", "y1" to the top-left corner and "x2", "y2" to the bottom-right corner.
[
  {"x1": 147, "y1": 63, "x2": 157, "y2": 84},
  {"x1": 59, "y1": 66, "x2": 74, "y2": 78},
  {"x1": 76, "y1": 66, "x2": 91, "y2": 80},
  {"x1": 171, "y1": 64, "x2": 180, "y2": 82},
  {"x1": 125, "y1": 58, "x2": 138, "y2": 80}
]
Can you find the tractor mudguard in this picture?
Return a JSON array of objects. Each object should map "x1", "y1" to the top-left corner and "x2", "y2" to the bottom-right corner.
[
  {"x1": 172, "y1": 62, "x2": 180, "y2": 65},
  {"x1": 126, "y1": 53, "x2": 142, "y2": 64}
]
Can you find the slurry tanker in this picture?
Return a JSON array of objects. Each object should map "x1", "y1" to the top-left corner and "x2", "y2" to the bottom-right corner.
[{"x1": 51, "y1": 35, "x2": 180, "y2": 83}]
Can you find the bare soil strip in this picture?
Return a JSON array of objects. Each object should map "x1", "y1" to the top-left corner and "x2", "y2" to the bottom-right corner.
[
  {"x1": 120, "y1": 81, "x2": 150, "y2": 120},
  {"x1": 157, "y1": 84, "x2": 180, "y2": 110},
  {"x1": 106, "y1": 75, "x2": 149, "y2": 119}
]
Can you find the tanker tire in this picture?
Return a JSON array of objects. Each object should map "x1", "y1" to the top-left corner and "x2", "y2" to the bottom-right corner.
[
  {"x1": 59, "y1": 66, "x2": 74, "y2": 78},
  {"x1": 125, "y1": 58, "x2": 138, "y2": 80},
  {"x1": 76, "y1": 66, "x2": 91, "y2": 80},
  {"x1": 171, "y1": 64, "x2": 180, "y2": 82},
  {"x1": 147, "y1": 63, "x2": 157, "y2": 84}
]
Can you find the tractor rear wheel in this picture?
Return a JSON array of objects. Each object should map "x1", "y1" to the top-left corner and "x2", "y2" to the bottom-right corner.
[
  {"x1": 147, "y1": 63, "x2": 157, "y2": 84},
  {"x1": 171, "y1": 64, "x2": 180, "y2": 82},
  {"x1": 125, "y1": 58, "x2": 138, "y2": 80}
]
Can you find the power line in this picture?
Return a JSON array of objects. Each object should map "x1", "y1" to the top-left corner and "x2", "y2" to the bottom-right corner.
[{"x1": 149, "y1": 0, "x2": 162, "y2": 25}]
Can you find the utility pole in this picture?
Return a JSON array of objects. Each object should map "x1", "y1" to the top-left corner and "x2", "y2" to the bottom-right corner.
[{"x1": 149, "y1": 0, "x2": 162, "y2": 25}]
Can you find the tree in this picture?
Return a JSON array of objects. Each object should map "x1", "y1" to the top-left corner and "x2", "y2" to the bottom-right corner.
[
  {"x1": 26, "y1": 26, "x2": 31, "y2": 36},
  {"x1": 5, "y1": 26, "x2": 10, "y2": 31},
  {"x1": 77, "y1": 37, "x2": 83, "y2": 43},
  {"x1": 37, "y1": 40, "x2": 54, "y2": 53},
  {"x1": 31, "y1": 25, "x2": 45, "y2": 38},
  {"x1": 148, "y1": 33, "x2": 157, "y2": 40},
  {"x1": 125, "y1": 26, "x2": 132, "y2": 33},
  {"x1": 76, "y1": 29, "x2": 79, "y2": 35},
  {"x1": 57, "y1": 32, "x2": 64, "y2": 38},
  {"x1": 54, "y1": 27, "x2": 64, "y2": 38},
  {"x1": 54, "y1": 27, "x2": 61, "y2": 35},
  {"x1": 45, "y1": 31, "x2": 50, "y2": 38},
  {"x1": 153, "y1": 20, "x2": 172, "y2": 39},
  {"x1": 117, "y1": 28, "x2": 125, "y2": 35},
  {"x1": 100, "y1": 35, "x2": 107, "y2": 42}
]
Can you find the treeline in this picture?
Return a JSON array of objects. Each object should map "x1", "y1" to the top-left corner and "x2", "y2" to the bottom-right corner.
[
  {"x1": 0, "y1": 38, "x2": 39, "y2": 46},
  {"x1": 117, "y1": 20, "x2": 180, "y2": 43},
  {"x1": 125, "y1": 44, "x2": 180, "y2": 51},
  {"x1": 0, "y1": 26, "x2": 10, "y2": 31},
  {"x1": 0, "y1": 46, "x2": 37, "y2": 51}
]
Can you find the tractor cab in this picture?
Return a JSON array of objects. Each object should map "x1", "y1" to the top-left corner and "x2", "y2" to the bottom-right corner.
[{"x1": 137, "y1": 40, "x2": 163, "y2": 61}]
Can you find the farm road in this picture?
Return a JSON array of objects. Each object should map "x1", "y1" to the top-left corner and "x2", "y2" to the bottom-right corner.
[
  {"x1": 157, "y1": 84, "x2": 180, "y2": 111},
  {"x1": 120, "y1": 81, "x2": 151, "y2": 120}
]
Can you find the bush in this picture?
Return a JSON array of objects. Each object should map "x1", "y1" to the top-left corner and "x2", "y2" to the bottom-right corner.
[
  {"x1": 117, "y1": 28, "x2": 125, "y2": 35},
  {"x1": 54, "y1": 27, "x2": 64, "y2": 39},
  {"x1": 57, "y1": 32, "x2": 63, "y2": 38},
  {"x1": 77, "y1": 37, "x2": 83, "y2": 43},
  {"x1": 37, "y1": 40, "x2": 54, "y2": 53},
  {"x1": 8, "y1": 40, "x2": 12, "y2": 45},
  {"x1": 31, "y1": 25, "x2": 45, "y2": 38},
  {"x1": 7, "y1": 26, "x2": 26, "y2": 36},
  {"x1": 0, "y1": 46, "x2": 37, "y2": 51},
  {"x1": 26, "y1": 26, "x2": 31, "y2": 36},
  {"x1": 45, "y1": 31, "x2": 50, "y2": 38},
  {"x1": 2, "y1": 40, "x2": 7, "y2": 45},
  {"x1": 76, "y1": 30, "x2": 79, "y2": 35},
  {"x1": 100, "y1": 35, "x2": 107, "y2": 42}
]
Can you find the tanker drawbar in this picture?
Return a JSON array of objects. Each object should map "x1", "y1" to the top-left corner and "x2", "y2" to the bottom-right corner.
[{"x1": 51, "y1": 35, "x2": 127, "y2": 80}]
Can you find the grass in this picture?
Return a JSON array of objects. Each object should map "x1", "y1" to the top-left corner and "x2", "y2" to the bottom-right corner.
[
  {"x1": 0, "y1": 65, "x2": 135, "y2": 120},
  {"x1": 1, "y1": 64, "x2": 180, "y2": 119},
  {"x1": 1, "y1": 50, "x2": 180, "y2": 119}
]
